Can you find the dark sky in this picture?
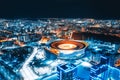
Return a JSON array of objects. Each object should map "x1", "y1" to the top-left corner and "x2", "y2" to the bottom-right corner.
[{"x1": 0, "y1": 0, "x2": 120, "y2": 19}]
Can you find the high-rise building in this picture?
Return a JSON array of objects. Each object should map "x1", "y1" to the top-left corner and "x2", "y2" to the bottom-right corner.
[
  {"x1": 90, "y1": 56, "x2": 109, "y2": 80},
  {"x1": 57, "y1": 64, "x2": 78, "y2": 80}
]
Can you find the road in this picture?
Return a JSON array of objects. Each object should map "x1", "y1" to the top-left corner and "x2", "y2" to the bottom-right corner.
[{"x1": 20, "y1": 47, "x2": 39, "y2": 80}]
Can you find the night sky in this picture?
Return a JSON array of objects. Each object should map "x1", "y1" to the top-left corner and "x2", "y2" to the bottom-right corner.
[{"x1": 0, "y1": 0, "x2": 120, "y2": 19}]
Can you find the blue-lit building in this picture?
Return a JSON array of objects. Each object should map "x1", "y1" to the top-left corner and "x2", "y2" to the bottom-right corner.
[
  {"x1": 90, "y1": 56, "x2": 109, "y2": 80},
  {"x1": 57, "y1": 64, "x2": 78, "y2": 80},
  {"x1": 0, "y1": 41, "x2": 14, "y2": 47}
]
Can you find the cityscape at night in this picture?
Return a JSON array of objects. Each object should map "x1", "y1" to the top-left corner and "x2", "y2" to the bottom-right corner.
[{"x1": 0, "y1": 18, "x2": 120, "y2": 80}]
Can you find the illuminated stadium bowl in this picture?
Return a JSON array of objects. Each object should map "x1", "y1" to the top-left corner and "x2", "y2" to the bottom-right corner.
[{"x1": 50, "y1": 39, "x2": 88, "y2": 59}]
